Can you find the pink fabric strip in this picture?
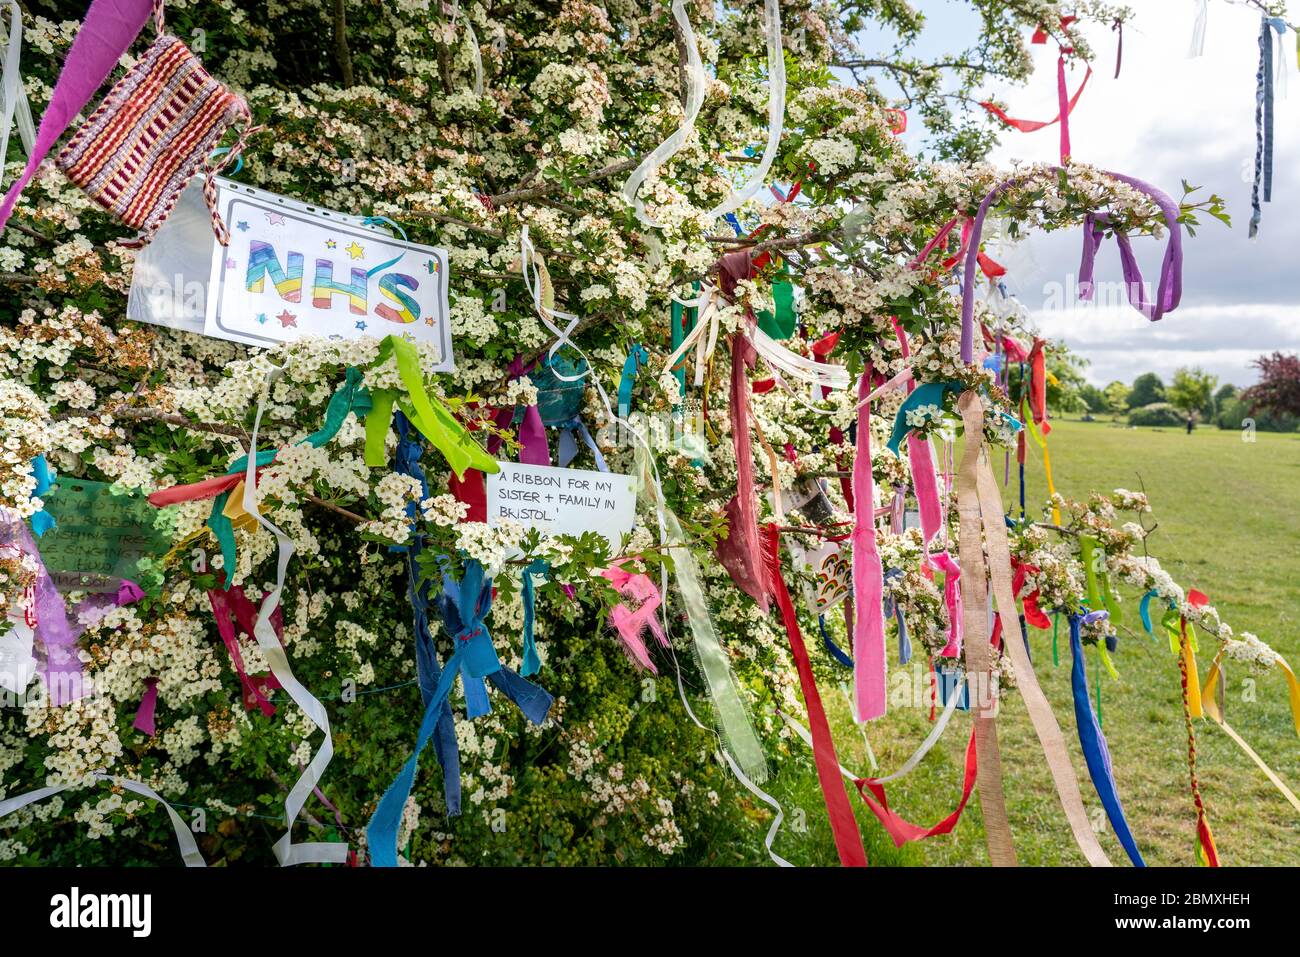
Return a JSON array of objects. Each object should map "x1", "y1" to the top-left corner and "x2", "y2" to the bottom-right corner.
[
  {"x1": 850, "y1": 369, "x2": 887, "y2": 722},
  {"x1": 0, "y1": 0, "x2": 156, "y2": 231},
  {"x1": 132, "y1": 676, "x2": 159, "y2": 736}
]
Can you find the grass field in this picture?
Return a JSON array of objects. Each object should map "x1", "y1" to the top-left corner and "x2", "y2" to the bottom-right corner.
[{"x1": 765, "y1": 418, "x2": 1300, "y2": 867}]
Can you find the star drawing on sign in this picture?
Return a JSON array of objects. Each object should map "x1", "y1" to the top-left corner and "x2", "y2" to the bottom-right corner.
[{"x1": 277, "y1": 310, "x2": 297, "y2": 328}]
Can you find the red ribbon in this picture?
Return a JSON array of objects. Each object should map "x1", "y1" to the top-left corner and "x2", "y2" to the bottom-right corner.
[
  {"x1": 208, "y1": 586, "x2": 284, "y2": 716},
  {"x1": 762, "y1": 525, "x2": 868, "y2": 867},
  {"x1": 855, "y1": 729, "x2": 977, "y2": 846},
  {"x1": 1026, "y1": 337, "x2": 1051, "y2": 436}
]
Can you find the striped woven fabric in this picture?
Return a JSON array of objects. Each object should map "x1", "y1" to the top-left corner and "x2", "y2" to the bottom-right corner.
[{"x1": 56, "y1": 33, "x2": 249, "y2": 246}]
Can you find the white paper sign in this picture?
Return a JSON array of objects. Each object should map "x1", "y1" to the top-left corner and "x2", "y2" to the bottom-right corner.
[
  {"x1": 486, "y1": 462, "x2": 636, "y2": 548},
  {"x1": 126, "y1": 177, "x2": 454, "y2": 369}
]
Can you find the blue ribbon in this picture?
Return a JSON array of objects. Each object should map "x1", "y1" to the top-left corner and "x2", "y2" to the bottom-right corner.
[
  {"x1": 1068, "y1": 614, "x2": 1145, "y2": 866},
  {"x1": 391, "y1": 412, "x2": 462, "y2": 818},
  {"x1": 617, "y1": 344, "x2": 650, "y2": 421},
  {"x1": 1138, "y1": 589, "x2": 1159, "y2": 637},
  {"x1": 361, "y1": 216, "x2": 410, "y2": 277},
  {"x1": 1250, "y1": 17, "x2": 1288, "y2": 237},
  {"x1": 723, "y1": 212, "x2": 744, "y2": 236},
  {"x1": 817, "y1": 614, "x2": 854, "y2": 669},
  {"x1": 29, "y1": 455, "x2": 56, "y2": 537},
  {"x1": 367, "y1": 557, "x2": 553, "y2": 866},
  {"x1": 936, "y1": 666, "x2": 969, "y2": 711},
  {"x1": 555, "y1": 417, "x2": 608, "y2": 472},
  {"x1": 886, "y1": 381, "x2": 963, "y2": 454}
]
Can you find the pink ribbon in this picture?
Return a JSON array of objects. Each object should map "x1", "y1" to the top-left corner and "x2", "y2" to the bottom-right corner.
[
  {"x1": 0, "y1": 0, "x2": 156, "y2": 232},
  {"x1": 600, "y1": 564, "x2": 668, "y2": 673},
  {"x1": 850, "y1": 370, "x2": 887, "y2": 722}
]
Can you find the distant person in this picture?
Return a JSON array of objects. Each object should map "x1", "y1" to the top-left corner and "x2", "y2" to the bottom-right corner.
[{"x1": 1186, "y1": 413, "x2": 1194, "y2": 434}]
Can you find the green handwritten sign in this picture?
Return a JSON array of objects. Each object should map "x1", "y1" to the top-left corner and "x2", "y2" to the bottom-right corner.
[{"x1": 37, "y1": 479, "x2": 174, "y2": 593}]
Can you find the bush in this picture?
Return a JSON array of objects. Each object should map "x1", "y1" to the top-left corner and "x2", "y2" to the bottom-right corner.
[
  {"x1": 1215, "y1": 397, "x2": 1300, "y2": 433},
  {"x1": 1127, "y1": 402, "x2": 1186, "y2": 427}
]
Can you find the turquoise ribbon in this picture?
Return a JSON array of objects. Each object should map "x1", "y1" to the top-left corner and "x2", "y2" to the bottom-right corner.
[
  {"x1": 520, "y1": 559, "x2": 549, "y2": 677},
  {"x1": 1139, "y1": 589, "x2": 1159, "y2": 637},
  {"x1": 361, "y1": 216, "x2": 409, "y2": 277},
  {"x1": 886, "y1": 380, "x2": 962, "y2": 454},
  {"x1": 211, "y1": 367, "x2": 369, "y2": 587},
  {"x1": 29, "y1": 455, "x2": 56, "y2": 537},
  {"x1": 618, "y1": 344, "x2": 650, "y2": 420}
]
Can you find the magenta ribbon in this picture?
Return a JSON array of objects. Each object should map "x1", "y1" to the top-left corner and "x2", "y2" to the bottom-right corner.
[
  {"x1": 207, "y1": 586, "x2": 283, "y2": 717},
  {"x1": 960, "y1": 170, "x2": 1183, "y2": 363},
  {"x1": 133, "y1": 677, "x2": 159, "y2": 736},
  {"x1": 0, "y1": 0, "x2": 156, "y2": 233},
  {"x1": 491, "y1": 357, "x2": 551, "y2": 466},
  {"x1": 850, "y1": 370, "x2": 887, "y2": 722}
]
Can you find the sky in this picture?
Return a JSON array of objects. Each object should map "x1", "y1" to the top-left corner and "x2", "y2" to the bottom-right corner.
[{"x1": 850, "y1": 0, "x2": 1300, "y2": 388}]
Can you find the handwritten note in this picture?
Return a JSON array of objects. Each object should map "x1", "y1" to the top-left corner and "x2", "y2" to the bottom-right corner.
[
  {"x1": 486, "y1": 463, "x2": 636, "y2": 548},
  {"x1": 36, "y1": 480, "x2": 173, "y2": 593}
]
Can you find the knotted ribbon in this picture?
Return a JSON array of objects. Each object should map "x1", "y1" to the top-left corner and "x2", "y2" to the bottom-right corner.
[
  {"x1": 601, "y1": 562, "x2": 669, "y2": 673},
  {"x1": 366, "y1": 558, "x2": 553, "y2": 866}
]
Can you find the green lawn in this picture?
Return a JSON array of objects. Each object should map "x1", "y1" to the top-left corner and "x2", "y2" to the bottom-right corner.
[{"x1": 771, "y1": 419, "x2": 1300, "y2": 867}]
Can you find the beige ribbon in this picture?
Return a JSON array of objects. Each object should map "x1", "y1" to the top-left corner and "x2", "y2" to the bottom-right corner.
[
  {"x1": 958, "y1": 390, "x2": 1114, "y2": 867},
  {"x1": 955, "y1": 391, "x2": 1017, "y2": 866}
]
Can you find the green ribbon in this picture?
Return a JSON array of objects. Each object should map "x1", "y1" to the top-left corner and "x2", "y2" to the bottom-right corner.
[
  {"x1": 1079, "y1": 535, "x2": 1123, "y2": 625},
  {"x1": 363, "y1": 336, "x2": 497, "y2": 481},
  {"x1": 756, "y1": 265, "x2": 796, "y2": 340}
]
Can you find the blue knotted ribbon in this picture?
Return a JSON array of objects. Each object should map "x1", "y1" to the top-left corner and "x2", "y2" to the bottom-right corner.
[
  {"x1": 886, "y1": 380, "x2": 963, "y2": 454},
  {"x1": 1068, "y1": 613, "x2": 1145, "y2": 867},
  {"x1": 367, "y1": 557, "x2": 553, "y2": 866},
  {"x1": 555, "y1": 417, "x2": 608, "y2": 472}
]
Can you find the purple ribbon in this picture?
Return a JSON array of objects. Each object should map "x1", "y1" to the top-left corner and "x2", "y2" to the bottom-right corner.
[
  {"x1": 961, "y1": 170, "x2": 1182, "y2": 363},
  {"x1": 0, "y1": 0, "x2": 156, "y2": 232},
  {"x1": 0, "y1": 508, "x2": 83, "y2": 704}
]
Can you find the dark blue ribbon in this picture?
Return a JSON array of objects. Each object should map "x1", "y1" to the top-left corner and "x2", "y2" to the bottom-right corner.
[
  {"x1": 1068, "y1": 614, "x2": 1145, "y2": 867},
  {"x1": 1250, "y1": 17, "x2": 1288, "y2": 237},
  {"x1": 817, "y1": 614, "x2": 854, "y2": 668}
]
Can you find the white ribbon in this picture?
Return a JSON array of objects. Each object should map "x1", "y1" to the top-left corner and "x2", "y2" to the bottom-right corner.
[
  {"x1": 243, "y1": 367, "x2": 348, "y2": 866},
  {"x1": 449, "y1": 0, "x2": 484, "y2": 96},
  {"x1": 705, "y1": 0, "x2": 786, "y2": 221},
  {"x1": 621, "y1": 0, "x2": 707, "y2": 228},
  {"x1": 663, "y1": 284, "x2": 721, "y2": 387},
  {"x1": 750, "y1": 324, "x2": 849, "y2": 392},
  {"x1": 0, "y1": 774, "x2": 206, "y2": 866},
  {"x1": 779, "y1": 674, "x2": 961, "y2": 786},
  {"x1": 1189, "y1": 0, "x2": 1208, "y2": 58},
  {"x1": 1276, "y1": 24, "x2": 1289, "y2": 100},
  {"x1": 520, "y1": 225, "x2": 587, "y2": 380},
  {"x1": 0, "y1": 0, "x2": 36, "y2": 190}
]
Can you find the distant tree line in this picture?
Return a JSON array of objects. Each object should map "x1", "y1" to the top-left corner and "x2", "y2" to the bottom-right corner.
[{"x1": 1066, "y1": 353, "x2": 1300, "y2": 432}]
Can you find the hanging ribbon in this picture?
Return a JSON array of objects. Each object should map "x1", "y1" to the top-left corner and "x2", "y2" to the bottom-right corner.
[
  {"x1": 850, "y1": 370, "x2": 887, "y2": 723},
  {"x1": 1189, "y1": 0, "x2": 1208, "y2": 58},
  {"x1": 1249, "y1": 18, "x2": 1289, "y2": 237},
  {"x1": 958, "y1": 392, "x2": 1114, "y2": 867},
  {"x1": 601, "y1": 563, "x2": 670, "y2": 673},
  {"x1": 1068, "y1": 614, "x2": 1146, "y2": 866},
  {"x1": 364, "y1": 335, "x2": 497, "y2": 480},
  {"x1": 0, "y1": 0, "x2": 159, "y2": 233},
  {"x1": 617, "y1": 344, "x2": 650, "y2": 420},
  {"x1": 621, "y1": 0, "x2": 707, "y2": 227},
  {"x1": 238, "y1": 366, "x2": 347, "y2": 866},
  {"x1": 0, "y1": 774, "x2": 205, "y2": 866},
  {"x1": 207, "y1": 585, "x2": 283, "y2": 717},
  {"x1": 392, "y1": 411, "x2": 463, "y2": 816},
  {"x1": 1176, "y1": 618, "x2": 1219, "y2": 866},
  {"x1": 1201, "y1": 651, "x2": 1300, "y2": 815},
  {"x1": 0, "y1": 1, "x2": 36, "y2": 193},
  {"x1": 366, "y1": 558, "x2": 553, "y2": 866},
  {"x1": 962, "y1": 170, "x2": 1182, "y2": 363},
  {"x1": 633, "y1": 445, "x2": 769, "y2": 785},
  {"x1": 761, "y1": 524, "x2": 868, "y2": 867},
  {"x1": 28, "y1": 454, "x2": 56, "y2": 536},
  {"x1": 0, "y1": 507, "x2": 84, "y2": 704},
  {"x1": 519, "y1": 558, "x2": 548, "y2": 678}
]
